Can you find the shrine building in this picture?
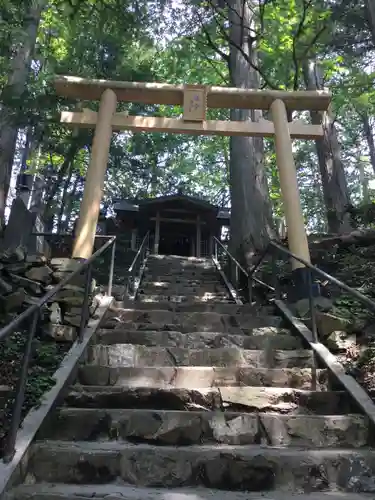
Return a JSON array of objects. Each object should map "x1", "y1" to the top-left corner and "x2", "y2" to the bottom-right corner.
[{"x1": 110, "y1": 194, "x2": 230, "y2": 257}]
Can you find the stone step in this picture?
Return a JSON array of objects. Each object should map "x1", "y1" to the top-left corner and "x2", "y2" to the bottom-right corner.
[
  {"x1": 146, "y1": 261, "x2": 214, "y2": 267},
  {"x1": 86, "y1": 344, "x2": 314, "y2": 369},
  {"x1": 66, "y1": 385, "x2": 351, "y2": 414},
  {"x1": 102, "y1": 322, "x2": 271, "y2": 335},
  {"x1": 137, "y1": 295, "x2": 233, "y2": 304},
  {"x1": 27, "y1": 441, "x2": 375, "y2": 492},
  {"x1": 141, "y1": 280, "x2": 224, "y2": 287},
  {"x1": 8, "y1": 484, "x2": 375, "y2": 500},
  {"x1": 141, "y1": 279, "x2": 222, "y2": 287},
  {"x1": 95, "y1": 329, "x2": 304, "y2": 350},
  {"x1": 101, "y1": 309, "x2": 283, "y2": 332},
  {"x1": 101, "y1": 322, "x2": 285, "y2": 336},
  {"x1": 78, "y1": 365, "x2": 328, "y2": 389},
  {"x1": 146, "y1": 259, "x2": 214, "y2": 265},
  {"x1": 173, "y1": 303, "x2": 277, "y2": 315},
  {"x1": 144, "y1": 267, "x2": 217, "y2": 274},
  {"x1": 39, "y1": 408, "x2": 369, "y2": 448},
  {"x1": 113, "y1": 301, "x2": 276, "y2": 315},
  {"x1": 147, "y1": 255, "x2": 212, "y2": 262},
  {"x1": 143, "y1": 274, "x2": 220, "y2": 282},
  {"x1": 138, "y1": 289, "x2": 230, "y2": 297},
  {"x1": 140, "y1": 282, "x2": 227, "y2": 293}
]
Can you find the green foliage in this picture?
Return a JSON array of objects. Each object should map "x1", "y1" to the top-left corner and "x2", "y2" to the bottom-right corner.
[{"x1": 0, "y1": 0, "x2": 374, "y2": 231}]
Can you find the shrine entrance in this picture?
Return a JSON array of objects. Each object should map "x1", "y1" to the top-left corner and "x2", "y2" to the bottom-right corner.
[
  {"x1": 54, "y1": 75, "x2": 331, "y2": 279},
  {"x1": 158, "y1": 222, "x2": 192, "y2": 257}
]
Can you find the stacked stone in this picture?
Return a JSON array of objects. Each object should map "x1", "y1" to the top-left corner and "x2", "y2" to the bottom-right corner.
[{"x1": 0, "y1": 246, "x2": 97, "y2": 342}]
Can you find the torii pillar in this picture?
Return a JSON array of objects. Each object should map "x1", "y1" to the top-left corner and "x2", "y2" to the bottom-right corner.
[
  {"x1": 72, "y1": 89, "x2": 117, "y2": 259},
  {"x1": 271, "y1": 99, "x2": 315, "y2": 301}
]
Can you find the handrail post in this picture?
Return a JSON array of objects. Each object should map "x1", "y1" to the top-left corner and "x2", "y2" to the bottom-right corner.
[
  {"x1": 2, "y1": 310, "x2": 39, "y2": 463},
  {"x1": 307, "y1": 268, "x2": 318, "y2": 342},
  {"x1": 79, "y1": 263, "x2": 92, "y2": 341},
  {"x1": 234, "y1": 265, "x2": 239, "y2": 294},
  {"x1": 248, "y1": 276, "x2": 252, "y2": 303},
  {"x1": 107, "y1": 240, "x2": 116, "y2": 297},
  {"x1": 271, "y1": 247, "x2": 281, "y2": 300},
  {"x1": 126, "y1": 231, "x2": 150, "y2": 300}
]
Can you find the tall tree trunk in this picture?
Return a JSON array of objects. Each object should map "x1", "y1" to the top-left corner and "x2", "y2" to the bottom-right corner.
[
  {"x1": 303, "y1": 61, "x2": 352, "y2": 234},
  {"x1": 366, "y1": 0, "x2": 375, "y2": 47},
  {"x1": 360, "y1": 112, "x2": 375, "y2": 175},
  {"x1": 59, "y1": 174, "x2": 80, "y2": 233},
  {"x1": 57, "y1": 164, "x2": 74, "y2": 232},
  {"x1": 358, "y1": 161, "x2": 369, "y2": 203},
  {"x1": 228, "y1": 0, "x2": 274, "y2": 264},
  {"x1": 0, "y1": 0, "x2": 46, "y2": 228},
  {"x1": 42, "y1": 139, "x2": 81, "y2": 228}
]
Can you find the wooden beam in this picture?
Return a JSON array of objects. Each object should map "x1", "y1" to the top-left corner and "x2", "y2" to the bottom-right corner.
[
  {"x1": 55, "y1": 75, "x2": 331, "y2": 112},
  {"x1": 60, "y1": 110, "x2": 324, "y2": 139},
  {"x1": 150, "y1": 216, "x2": 207, "y2": 225}
]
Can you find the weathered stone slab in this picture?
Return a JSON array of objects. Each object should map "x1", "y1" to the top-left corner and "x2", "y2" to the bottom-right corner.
[
  {"x1": 140, "y1": 283, "x2": 226, "y2": 294},
  {"x1": 44, "y1": 324, "x2": 77, "y2": 342},
  {"x1": 87, "y1": 345, "x2": 315, "y2": 369},
  {"x1": 26, "y1": 254, "x2": 47, "y2": 264},
  {"x1": 66, "y1": 386, "x2": 220, "y2": 411},
  {"x1": 315, "y1": 311, "x2": 352, "y2": 339},
  {"x1": 41, "y1": 408, "x2": 260, "y2": 445},
  {"x1": 0, "y1": 276, "x2": 12, "y2": 294},
  {"x1": 117, "y1": 301, "x2": 175, "y2": 311},
  {"x1": 52, "y1": 271, "x2": 86, "y2": 287},
  {"x1": 50, "y1": 258, "x2": 84, "y2": 272},
  {"x1": 326, "y1": 330, "x2": 357, "y2": 352},
  {"x1": 9, "y1": 273, "x2": 43, "y2": 294},
  {"x1": 138, "y1": 294, "x2": 232, "y2": 304},
  {"x1": 173, "y1": 303, "x2": 276, "y2": 315},
  {"x1": 25, "y1": 265, "x2": 52, "y2": 284},
  {"x1": 66, "y1": 385, "x2": 351, "y2": 414},
  {"x1": 28, "y1": 441, "x2": 375, "y2": 492},
  {"x1": 104, "y1": 308, "x2": 174, "y2": 324},
  {"x1": 219, "y1": 386, "x2": 354, "y2": 414},
  {"x1": 96, "y1": 329, "x2": 303, "y2": 350},
  {"x1": 40, "y1": 408, "x2": 368, "y2": 448},
  {"x1": 260, "y1": 413, "x2": 368, "y2": 448},
  {"x1": 101, "y1": 310, "x2": 282, "y2": 333},
  {"x1": 78, "y1": 365, "x2": 328, "y2": 390},
  {"x1": 8, "y1": 483, "x2": 375, "y2": 500},
  {"x1": 0, "y1": 288, "x2": 26, "y2": 312},
  {"x1": 5, "y1": 261, "x2": 31, "y2": 274}
]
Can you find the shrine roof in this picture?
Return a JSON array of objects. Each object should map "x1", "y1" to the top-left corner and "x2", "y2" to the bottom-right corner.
[{"x1": 113, "y1": 194, "x2": 230, "y2": 219}]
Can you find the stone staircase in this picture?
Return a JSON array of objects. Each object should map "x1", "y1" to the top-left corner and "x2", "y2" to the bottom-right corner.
[
  {"x1": 136, "y1": 255, "x2": 235, "y2": 306},
  {"x1": 5, "y1": 255, "x2": 375, "y2": 499}
]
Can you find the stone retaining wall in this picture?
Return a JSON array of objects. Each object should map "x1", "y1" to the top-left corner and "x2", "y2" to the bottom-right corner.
[{"x1": 0, "y1": 245, "x2": 97, "y2": 342}]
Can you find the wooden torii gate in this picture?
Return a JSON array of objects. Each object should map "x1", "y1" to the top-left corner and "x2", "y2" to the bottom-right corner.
[{"x1": 54, "y1": 76, "x2": 330, "y2": 276}]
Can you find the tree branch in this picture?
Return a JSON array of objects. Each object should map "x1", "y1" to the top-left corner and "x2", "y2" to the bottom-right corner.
[
  {"x1": 197, "y1": 11, "x2": 230, "y2": 63},
  {"x1": 212, "y1": 14, "x2": 279, "y2": 89},
  {"x1": 292, "y1": 0, "x2": 312, "y2": 90}
]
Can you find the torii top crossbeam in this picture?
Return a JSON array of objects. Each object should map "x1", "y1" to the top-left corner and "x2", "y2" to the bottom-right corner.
[{"x1": 54, "y1": 75, "x2": 330, "y2": 112}]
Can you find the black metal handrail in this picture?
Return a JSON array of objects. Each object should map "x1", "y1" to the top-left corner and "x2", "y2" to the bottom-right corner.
[
  {"x1": 212, "y1": 237, "x2": 274, "y2": 302},
  {"x1": 269, "y1": 240, "x2": 375, "y2": 312},
  {"x1": 127, "y1": 231, "x2": 150, "y2": 298},
  {"x1": 0, "y1": 235, "x2": 116, "y2": 463},
  {"x1": 249, "y1": 239, "x2": 375, "y2": 342}
]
